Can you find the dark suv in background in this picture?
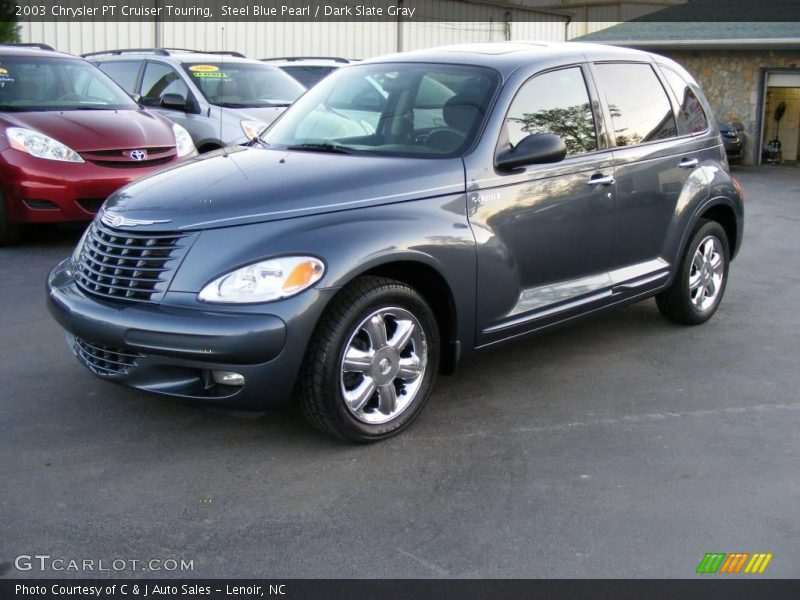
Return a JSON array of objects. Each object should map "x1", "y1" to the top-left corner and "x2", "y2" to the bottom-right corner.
[{"x1": 48, "y1": 42, "x2": 744, "y2": 442}]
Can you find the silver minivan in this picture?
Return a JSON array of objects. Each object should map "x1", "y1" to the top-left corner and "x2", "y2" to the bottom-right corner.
[{"x1": 86, "y1": 48, "x2": 305, "y2": 152}]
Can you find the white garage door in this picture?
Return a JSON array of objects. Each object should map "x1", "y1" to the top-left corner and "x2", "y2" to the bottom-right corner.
[
  {"x1": 767, "y1": 72, "x2": 800, "y2": 87},
  {"x1": 765, "y1": 72, "x2": 800, "y2": 162}
]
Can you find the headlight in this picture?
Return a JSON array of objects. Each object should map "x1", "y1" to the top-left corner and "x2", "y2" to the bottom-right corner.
[
  {"x1": 241, "y1": 119, "x2": 267, "y2": 141},
  {"x1": 172, "y1": 123, "x2": 195, "y2": 157},
  {"x1": 6, "y1": 127, "x2": 84, "y2": 162},
  {"x1": 72, "y1": 226, "x2": 90, "y2": 266},
  {"x1": 198, "y1": 256, "x2": 325, "y2": 303}
]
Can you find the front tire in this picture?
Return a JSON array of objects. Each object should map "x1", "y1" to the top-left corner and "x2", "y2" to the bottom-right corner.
[
  {"x1": 656, "y1": 219, "x2": 730, "y2": 325},
  {"x1": 299, "y1": 276, "x2": 440, "y2": 442}
]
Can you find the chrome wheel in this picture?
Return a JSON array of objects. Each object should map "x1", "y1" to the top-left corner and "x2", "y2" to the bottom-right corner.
[
  {"x1": 340, "y1": 306, "x2": 428, "y2": 425},
  {"x1": 689, "y1": 235, "x2": 724, "y2": 311}
]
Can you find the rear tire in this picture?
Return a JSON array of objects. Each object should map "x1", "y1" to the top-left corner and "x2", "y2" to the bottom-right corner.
[
  {"x1": 656, "y1": 219, "x2": 729, "y2": 325},
  {"x1": 299, "y1": 276, "x2": 440, "y2": 442},
  {"x1": 0, "y1": 193, "x2": 21, "y2": 246}
]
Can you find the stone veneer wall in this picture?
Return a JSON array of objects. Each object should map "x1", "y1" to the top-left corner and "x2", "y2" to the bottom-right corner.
[{"x1": 658, "y1": 50, "x2": 800, "y2": 164}]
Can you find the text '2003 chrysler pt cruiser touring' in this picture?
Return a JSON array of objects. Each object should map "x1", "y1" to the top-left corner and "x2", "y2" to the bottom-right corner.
[{"x1": 48, "y1": 42, "x2": 744, "y2": 442}]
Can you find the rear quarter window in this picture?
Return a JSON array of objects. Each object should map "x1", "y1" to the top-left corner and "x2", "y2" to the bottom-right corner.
[
  {"x1": 661, "y1": 66, "x2": 709, "y2": 135},
  {"x1": 96, "y1": 61, "x2": 140, "y2": 94}
]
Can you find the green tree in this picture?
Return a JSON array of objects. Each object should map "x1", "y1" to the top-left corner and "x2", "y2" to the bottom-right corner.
[
  {"x1": 512, "y1": 102, "x2": 597, "y2": 155},
  {"x1": 0, "y1": 0, "x2": 20, "y2": 44}
]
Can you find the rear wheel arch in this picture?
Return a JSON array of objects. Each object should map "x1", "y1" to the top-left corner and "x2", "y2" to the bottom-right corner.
[{"x1": 698, "y1": 202, "x2": 738, "y2": 259}]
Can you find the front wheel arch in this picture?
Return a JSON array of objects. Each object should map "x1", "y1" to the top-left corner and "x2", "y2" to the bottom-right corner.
[{"x1": 338, "y1": 260, "x2": 460, "y2": 374}]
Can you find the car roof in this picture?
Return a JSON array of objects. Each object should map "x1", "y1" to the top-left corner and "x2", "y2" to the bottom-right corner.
[
  {"x1": 85, "y1": 49, "x2": 264, "y2": 66},
  {"x1": 0, "y1": 45, "x2": 77, "y2": 59},
  {"x1": 361, "y1": 41, "x2": 655, "y2": 76},
  {"x1": 261, "y1": 57, "x2": 352, "y2": 67}
]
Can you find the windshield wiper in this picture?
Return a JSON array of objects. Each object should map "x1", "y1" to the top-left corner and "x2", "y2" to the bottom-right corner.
[
  {"x1": 246, "y1": 135, "x2": 269, "y2": 149},
  {"x1": 286, "y1": 143, "x2": 354, "y2": 154}
]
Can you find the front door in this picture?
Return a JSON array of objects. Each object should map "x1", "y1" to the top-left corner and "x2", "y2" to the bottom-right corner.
[
  {"x1": 469, "y1": 65, "x2": 616, "y2": 346},
  {"x1": 139, "y1": 61, "x2": 195, "y2": 133}
]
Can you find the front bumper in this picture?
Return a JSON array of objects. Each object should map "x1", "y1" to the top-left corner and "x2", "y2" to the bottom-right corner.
[
  {"x1": 0, "y1": 148, "x2": 192, "y2": 224},
  {"x1": 47, "y1": 258, "x2": 316, "y2": 408}
]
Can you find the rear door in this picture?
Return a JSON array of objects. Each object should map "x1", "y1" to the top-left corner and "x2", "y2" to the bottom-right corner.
[{"x1": 591, "y1": 62, "x2": 710, "y2": 283}]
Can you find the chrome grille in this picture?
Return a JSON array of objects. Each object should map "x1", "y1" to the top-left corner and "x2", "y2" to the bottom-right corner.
[
  {"x1": 75, "y1": 220, "x2": 191, "y2": 303},
  {"x1": 81, "y1": 146, "x2": 177, "y2": 168},
  {"x1": 73, "y1": 338, "x2": 142, "y2": 376}
]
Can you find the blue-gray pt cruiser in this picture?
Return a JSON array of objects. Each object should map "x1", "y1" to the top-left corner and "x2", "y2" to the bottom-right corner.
[{"x1": 48, "y1": 42, "x2": 745, "y2": 442}]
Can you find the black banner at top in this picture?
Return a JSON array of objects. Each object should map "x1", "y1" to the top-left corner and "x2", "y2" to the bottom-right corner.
[{"x1": 7, "y1": 0, "x2": 800, "y2": 23}]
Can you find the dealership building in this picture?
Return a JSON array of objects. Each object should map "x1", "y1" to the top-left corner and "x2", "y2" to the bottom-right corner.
[
  {"x1": 579, "y1": 17, "x2": 800, "y2": 166},
  {"x1": 18, "y1": 0, "x2": 683, "y2": 57},
  {"x1": 19, "y1": 1, "x2": 573, "y2": 58}
]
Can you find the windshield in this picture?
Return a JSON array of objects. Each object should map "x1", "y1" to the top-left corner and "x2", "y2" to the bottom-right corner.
[
  {"x1": 0, "y1": 55, "x2": 138, "y2": 111},
  {"x1": 183, "y1": 62, "x2": 305, "y2": 108},
  {"x1": 261, "y1": 62, "x2": 499, "y2": 158}
]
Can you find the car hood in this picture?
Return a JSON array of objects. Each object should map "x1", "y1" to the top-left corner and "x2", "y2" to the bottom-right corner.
[
  {"x1": 102, "y1": 146, "x2": 466, "y2": 231},
  {"x1": 2, "y1": 108, "x2": 175, "y2": 151}
]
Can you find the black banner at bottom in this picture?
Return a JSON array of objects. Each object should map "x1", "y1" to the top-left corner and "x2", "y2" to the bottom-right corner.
[{"x1": 3, "y1": 579, "x2": 800, "y2": 600}]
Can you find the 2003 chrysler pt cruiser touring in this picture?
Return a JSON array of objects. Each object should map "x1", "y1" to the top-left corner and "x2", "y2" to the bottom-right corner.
[{"x1": 48, "y1": 42, "x2": 744, "y2": 442}]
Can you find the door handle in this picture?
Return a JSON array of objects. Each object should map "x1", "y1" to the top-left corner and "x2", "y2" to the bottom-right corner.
[
  {"x1": 679, "y1": 157, "x2": 699, "y2": 168},
  {"x1": 587, "y1": 174, "x2": 615, "y2": 186}
]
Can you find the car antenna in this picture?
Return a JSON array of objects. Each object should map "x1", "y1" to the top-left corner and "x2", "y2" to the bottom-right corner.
[{"x1": 220, "y1": 27, "x2": 227, "y2": 157}]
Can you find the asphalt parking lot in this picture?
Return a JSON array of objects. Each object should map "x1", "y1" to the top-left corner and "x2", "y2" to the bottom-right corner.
[{"x1": 1, "y1": 166, "x2": 799, "y2": 579}]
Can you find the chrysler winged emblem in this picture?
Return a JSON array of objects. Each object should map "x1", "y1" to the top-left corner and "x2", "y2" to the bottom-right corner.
[{"x1": 100, "y1": 210, "x2": 171, "y2": 228}]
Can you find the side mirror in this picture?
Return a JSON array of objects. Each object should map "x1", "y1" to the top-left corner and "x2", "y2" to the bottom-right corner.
[
  {"x1": 496, "y1": 133, "x2": 567, "y2": 170},
  {"x1": 160, "y1": 93, "x2": 188, "y2": 111}
]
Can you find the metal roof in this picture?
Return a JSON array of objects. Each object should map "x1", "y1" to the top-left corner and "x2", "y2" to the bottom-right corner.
[{"x1": 575, "y1": 0, "x2": 800, "y2": 49}]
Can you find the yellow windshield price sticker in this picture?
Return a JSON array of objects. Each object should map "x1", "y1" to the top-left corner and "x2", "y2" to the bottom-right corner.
[{"x1": 189, "y1": 65, "x2": 219, "y2": 73}]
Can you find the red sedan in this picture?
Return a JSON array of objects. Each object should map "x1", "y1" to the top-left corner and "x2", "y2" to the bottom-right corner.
[{"x1": 0, "y1": 45, "x2": 196, "y2": 244}]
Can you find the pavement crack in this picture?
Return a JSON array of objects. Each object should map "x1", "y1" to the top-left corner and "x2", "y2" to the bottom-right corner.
[
  {"x1": 396, "y1": 548, "x2": 450, "y2": 576},
  {"x1": 456, "y1": 403, "x2": 800, "y2": 439}
]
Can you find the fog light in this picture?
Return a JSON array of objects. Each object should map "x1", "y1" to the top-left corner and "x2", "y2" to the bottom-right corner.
[{"x1": 212, "y1": 371, "x2": 245, "y2": 386}]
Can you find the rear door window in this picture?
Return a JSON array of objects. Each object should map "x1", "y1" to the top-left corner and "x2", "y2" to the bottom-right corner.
[
  {"x1": 96, "y1": 61, "x2": 140, "y2": 94},
  {"x1": 503, "y1": 66, "x2": 598, "y2": 156},
  {"x1": 594, "y1": 63, "x2": 677, "y2": 146},
  {"x1": 661, "y1": 66, "x2": 709, "y2": 134}
]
